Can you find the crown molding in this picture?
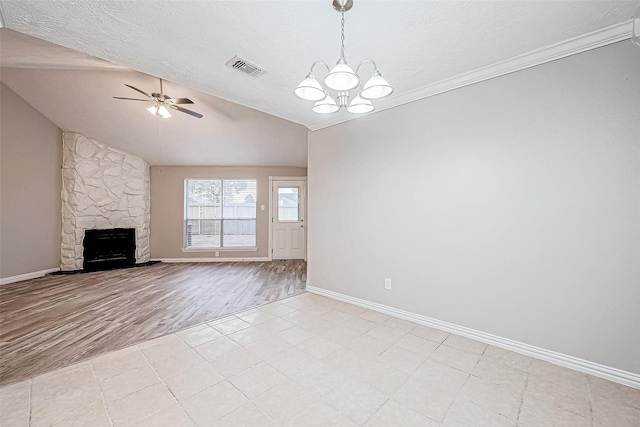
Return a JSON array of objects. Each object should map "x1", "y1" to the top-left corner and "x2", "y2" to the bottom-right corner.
[{"x1": 308, "y1": 20, "x2": 634, "y2": 132}]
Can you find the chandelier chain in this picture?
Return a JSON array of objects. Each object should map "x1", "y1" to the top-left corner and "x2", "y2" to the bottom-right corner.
[{"x1": 340, "y1": 11, "x2": 345, "y2": 59}]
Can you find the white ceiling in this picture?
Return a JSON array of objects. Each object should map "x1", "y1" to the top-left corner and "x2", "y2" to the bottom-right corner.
[{"x1": 0, "y1": 0, "x2": 638, "y2": 166}]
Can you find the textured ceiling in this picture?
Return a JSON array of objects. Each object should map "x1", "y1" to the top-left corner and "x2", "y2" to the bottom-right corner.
[
  {"x1": 0, "y1": 1, "x2": 638, "y2": 166},
  {"x1": 0, "y1": 28, "x2": 127, "y2": 70},
  {"x1": 0, "y1": 64, "x2": 308, "y2": 166}
]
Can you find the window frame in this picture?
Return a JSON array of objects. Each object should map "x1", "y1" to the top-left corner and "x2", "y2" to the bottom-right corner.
[{"x1": 183, "y1": 178, "x2": 258, "y2": 251}]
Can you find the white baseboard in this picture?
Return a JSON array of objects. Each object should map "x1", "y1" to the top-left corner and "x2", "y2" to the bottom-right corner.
[
  {"x1": 0, "y1": 268, "x2": 60, "y2": 286},
  {"x1": 154, "y1": 257, "x2": 269, "y2": 263},
  {"x1": 307, "y1": 286, "x2": 640, "y2": 389}
]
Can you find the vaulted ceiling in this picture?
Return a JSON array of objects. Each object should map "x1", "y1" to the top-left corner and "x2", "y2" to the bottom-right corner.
[{"x1": 0, "y1": 1, "x2": 637, "y2": 166}]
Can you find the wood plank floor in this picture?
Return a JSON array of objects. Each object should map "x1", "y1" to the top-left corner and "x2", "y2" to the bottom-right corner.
[{"x1": 0, "y1": 261, "x2": 306, "y2": 386}]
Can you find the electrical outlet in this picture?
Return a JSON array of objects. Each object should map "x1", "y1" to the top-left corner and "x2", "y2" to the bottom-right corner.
[
  {"x1": 215, "y1": 251, "x2": 220, "y2": 257},
  {"x1": 384, "y1": 278, "x2": 392, "y2": 290}
]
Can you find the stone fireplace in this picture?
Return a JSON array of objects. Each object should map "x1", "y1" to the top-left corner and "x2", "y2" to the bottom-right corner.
[{"x1": 60, "y1": 133, "x2": 150, "y2": 271}]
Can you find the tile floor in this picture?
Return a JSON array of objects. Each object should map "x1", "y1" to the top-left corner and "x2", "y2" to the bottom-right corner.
[{"x1": 1, "y1": 292, "x2": 639, "y2": 426}]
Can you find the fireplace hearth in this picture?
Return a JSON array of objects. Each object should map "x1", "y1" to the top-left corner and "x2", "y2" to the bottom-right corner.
[{"x1": 83, "y1": 228, "x2": 136, "y2": 271}]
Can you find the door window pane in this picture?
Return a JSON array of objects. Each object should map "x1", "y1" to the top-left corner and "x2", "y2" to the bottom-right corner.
[{"x1": 278, "y1": 188, "x2": 299, "y2": 222}]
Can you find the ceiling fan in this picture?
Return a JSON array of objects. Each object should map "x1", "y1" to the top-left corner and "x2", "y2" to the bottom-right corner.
[{"x1": 113, "y1": 78, "x2": 203, "y2": 118}]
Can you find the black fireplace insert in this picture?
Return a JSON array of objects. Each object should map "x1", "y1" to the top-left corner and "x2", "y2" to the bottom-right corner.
[{"x1": 83, "y1": 228, "x2": 136, "y2": 271}]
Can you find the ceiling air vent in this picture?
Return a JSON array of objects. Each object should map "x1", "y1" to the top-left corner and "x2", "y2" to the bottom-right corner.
[{"x1": 225, "y1": 56, "x2": 266, "y2": 77}]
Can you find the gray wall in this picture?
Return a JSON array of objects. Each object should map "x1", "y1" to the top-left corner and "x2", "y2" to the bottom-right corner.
[
  {"x1": 0, "y1": 83, "x2": 62, "y2": 278},
  {"x1": 307, "y1": 41, "x2": 640, "y2": 374},
  {"x1": 150, "y1": 165, "x2": 306, "y2": 259}
]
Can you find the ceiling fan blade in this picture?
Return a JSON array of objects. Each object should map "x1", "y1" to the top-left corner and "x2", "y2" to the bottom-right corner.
[
  {"x1": 170, "y1": 104, "x2": 203, "y2": 118},
  {"x1": 113, "y1": 97, "x2": 151, "y2": 102},
  {"x1": 168, "y1": 98, "x2": 194, "y2": 105},
  {"x1": 124, "y1": 84, "x2": 152, "y2": 98}
]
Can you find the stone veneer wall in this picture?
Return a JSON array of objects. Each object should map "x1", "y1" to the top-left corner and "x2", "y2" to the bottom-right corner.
[{"x1": 61, "y1": 132, "x2": 150, "y2": 270}]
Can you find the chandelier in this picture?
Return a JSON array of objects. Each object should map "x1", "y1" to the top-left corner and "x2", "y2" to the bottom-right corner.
[{"x1": 294, "y1": 0, "x2": 393, "y2": 114}]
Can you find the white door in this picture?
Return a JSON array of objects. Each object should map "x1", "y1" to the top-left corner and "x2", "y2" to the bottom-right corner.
[{"x1": 271, "y1": 180, "x2": 306, "y2": 260}]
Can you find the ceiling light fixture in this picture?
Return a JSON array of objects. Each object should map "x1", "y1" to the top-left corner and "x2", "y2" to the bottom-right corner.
[
  {"x1": 294, "y1": 0, "x2": 393, "y2": 114},
  {"x1": 114, "y1": 78, "x2": 203, "y2": 119},
  {"x1": 147, "y1": 103, "x2": 171, "y2": 118}
]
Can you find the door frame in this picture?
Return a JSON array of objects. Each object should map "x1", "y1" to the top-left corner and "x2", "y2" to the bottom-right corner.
[{"x1": 268, "y1": 176, "x2": 307, "y2": 261}]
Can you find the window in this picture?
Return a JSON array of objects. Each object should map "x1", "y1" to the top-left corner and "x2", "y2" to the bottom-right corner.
[{"x1": 184, "y1": 179, "x2": 257, "y2": 249}]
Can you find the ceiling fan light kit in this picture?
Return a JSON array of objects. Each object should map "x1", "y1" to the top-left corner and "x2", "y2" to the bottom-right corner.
[
  {"x1": 147, "y1": 104, "x2": 171, "y2": 118},
  {"x1": 294, "y1": 0, "x2": 394, "y2": 114},
  {"x1": 114, "y1": 78, "x2": 203, "y2": 119}
]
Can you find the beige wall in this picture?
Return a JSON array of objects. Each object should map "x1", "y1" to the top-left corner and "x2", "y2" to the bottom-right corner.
[
  {"x1": 308, "y1": 41, "x2": 640, "y2": 374},
  {"x1": 0, "y1": 83, "x2": 62, "y2": 278},
  {"x1": 150, "y1": 166, "x2": 306, "y2": 259}
]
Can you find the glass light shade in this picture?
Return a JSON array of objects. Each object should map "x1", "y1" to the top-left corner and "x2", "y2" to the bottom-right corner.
[
  {"x1": 148, "y1": 104, "x2": 171, "y2": 118},
  {"x1": 324, "y1": 60, "x2": 360, "y2": 91},
  {"x1": 347, "y1": 95, "x2": 374, "y2": 114},
  {"x1": 294, "y1": 75, "x2": 326, "y2": 101},
  {"x1": 157, "y1": 105, "x2": 171, "y2": 118},
  {"x1": 360, "y1": 72, "x2": 394, "y2": 99},
  {"x1": 312, "y1": 94, "x2": 339, "y2": 114}
]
